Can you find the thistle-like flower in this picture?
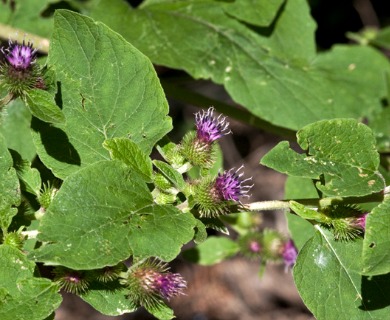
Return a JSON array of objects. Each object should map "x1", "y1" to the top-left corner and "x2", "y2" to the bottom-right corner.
[
  {"x1": 2, "y1": 231, "x2": 25, "y2": 250},
  {"x1": 153, "y1": 272, "x2": 187, "y2": 300},
  {"x1": 195, "y1": 107, "x2": 231, "y2": 144},
  {"x1": 121, "y1": 259, "x2": 186, "y2": 309},
  {"x1": 238, "y1": 232, "x2": 263, "y2": 259},
  {"x1": 94, "y1": 263, "x2": 125, "y2": 283},
  {"x1": 194, "y1": 166, "x2": 253, "y2": 217},
  {"x1": 319, "y1": 204, "x2": 367, "y2": 241},
  {"x1": 53, "y1": 267, "x2": 90, "y2": 294},
  {"x1": 0, "y1": 39, "x2": 42, "y2": 95},
  {"x1": 356, "y1": 212, "x2": 368, "y2": 230},
  {"x1": 2, "y1": 40, "x2": 37, "y2": 69},
  {"x1": 179, "y1": 107, "x2": 231, "y2": 168},
  {"x1": 282, "y1": 239, "x2": 298, "y2": 270},
  {"x1": 214, "y1": 166, "x2": 252, "y2": 201}
]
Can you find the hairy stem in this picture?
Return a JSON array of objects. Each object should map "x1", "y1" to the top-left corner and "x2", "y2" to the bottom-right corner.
[{"x1": 245, "y1": 188, "x2": 388, "y2": 212}]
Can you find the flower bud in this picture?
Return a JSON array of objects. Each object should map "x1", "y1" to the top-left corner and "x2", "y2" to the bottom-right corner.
[
  {"x1": 0, "y1": 40, "x2": 42, "y2": 95},
  {"x1": 94, "y1": 263, "x2": 125, "y2": 283},
  {"x1": 53, "y1": 267, "x2": 90, "y2": 294},
  {"x1": 319, "y1": 204, "x2": 366, "y2": 241},
  {"x1": 2, "y1": 231, "x2": 25, "y2": 249},
  {"x1": 238, "y1": 232, "x2": 263, "y2": 259},
  {"x1": 262, "y1": 229, "x2": 284, "y2": 262},
  {"x1": 179, "y1": 107, "x2": 230, "y2": 168},
  {"x1": 121, "y1": 259, "x2": 186, "y2": 309},
  {"x1": 38, "y1": 182, "x2": 58, "y2": 210},
  {"x1": 193, "y1": 166, "x2": 252, "y2": 217},
  {"x1": 195, "y1": 107, "x2": 230, "y2": 143}
]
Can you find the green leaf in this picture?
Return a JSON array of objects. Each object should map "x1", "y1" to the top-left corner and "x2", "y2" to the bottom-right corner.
[
  {"x1": 31, "y1": 160, "x2": 153, "y2": 269},
  {"x1": 24, "y1": 89, "x2": 65, "y2": 124},
  {"x1": 80, "y1": 281, "x2": 135, "y2": 316},
  {"x1": 0, "y1": 133, "x2": 20, "y2": 230},
  {"x1": 153, "y1": 160, "x2": 185, "y2": 190},
  {"x1": 0, "y1": 278, "x2": 61, "y2": 320},
  {"x1": 294, "y1": 228, "x2": 390, "y2": 319},
  {"x1": 223, "y1": 0, "x2": 285, "y2": 27},
  {"x1": 145, "y1": 301, "x2": 175, "y2": 320},
  {"x1": 261, "y1": 119, "x2": 385, "y2": 197},
  {"x1": 289, "y1": 201, "x2": 323, "y2": 221},
  {"x1": 127, "y1": 205, "x2": 196, "y2": 261},
  {"x1": 284, "y1": 176, "x2": 317, "y2": 249},
  {"x1": 0, "y1": 0, "x2": 54, "y2": 38},
  {"x1": 91, "y1": 0, "x2": 389, "y2": 130},
  {"x1": 362, "y1": 196, "x2": 390, "y2": 276},
  {"x1": 103, "y1": 138, "x2": 153, "y2": 182},
  {"x1": 193, "y1": 219, "x2": 207, "y2": 244},
  {"x1": 0, "y1": 245, "x2": 61, "y2": 320},
  {"x1": 31, "y1": 160, "x2": 196, "y2": 268},
  {"x1": 0, "y1": 245, "x2": 34, "y2": 290},
  {"x1": 182, "y1": 236, "x2": 239, "y2": 265},
  {"x1": 11, "y1": 154, "x2": 42, "y2": 196},
  {"x1": 370, "y1": 107, "x2": 390, "y2": 153},
  {"x1": 32, "y1": 10, "x2": 171, "y2": 179},
  {"x1": 0, "y1": 99, "x2": 35, "y2": 161}
]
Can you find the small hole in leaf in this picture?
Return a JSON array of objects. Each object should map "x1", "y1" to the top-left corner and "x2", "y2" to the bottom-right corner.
[{"x1": 369, "y1": 242, "x2": 375, "y2": 248}]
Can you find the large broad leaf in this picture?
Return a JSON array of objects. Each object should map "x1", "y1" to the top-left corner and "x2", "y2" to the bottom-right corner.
[
  {"x1": 80, "y1": 281, "x2": 135, "y2": 316},
  {"x1": 222, "y1": 0, "x2": 285, "y2": 27},
  {"x1": 24, "y1": 89, "x2": 65, "y2": 125},
  {"x1": 31, "y1": 160, "x2": 196, "y2": 269},
  {"x1": 362, "y1": 196, "x2": 390, "y2": 276},
  {"x1": 261, "y1": 119, "x2": 385, "y2": 197},
  {"x1": 0, "y1": 245, "x2": 61, "y2": 320},
  {"x1": 294, "y1": 228, "x2": 390, "y2": 319},
  {"x1": 0, "y1": 99, "x2": 36, "y2": 162},
  {"x1": 0, "y1": 133, "x2": 20, "y2": 230},
  {"x1": 32, "y1": 10, "x2": 171, "y2": 179},
  {"x1": 91, "y1": 0, "x2": 389, "y2": 130},
  {"x1": 103, "y1": 137, "x2": 153, "y2": 182}
]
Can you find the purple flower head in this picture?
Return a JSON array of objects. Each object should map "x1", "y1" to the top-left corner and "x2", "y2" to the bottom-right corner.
[
  {"x1": 356, "y1": 212, "x2": 368, "y2": 230},
  {"x1": 195, "y1": 107, "x2": 231, "y2": 144},
  {"x1": 214, "y1": 166, "x2": 252, "y2": 202},
  {"x1": 127, "y1": 260, "x2": 187, "y2": 306},
  {"x1": 249, "y1": 240, "x2": 261, "y2": 253},
  {"x1": 282, "y1": 239, "x2": 298, "y2": 269},
  {"x1": 154, "y1": 273, "x2": 187, "y2": 300},
  {"x1": 1, "y1": 40, "x2": 37, "y2": 69}
]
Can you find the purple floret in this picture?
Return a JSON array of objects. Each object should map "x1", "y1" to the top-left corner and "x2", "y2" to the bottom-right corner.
[{"x1": 195, "y1": 107, "x2": 230, "y2": 143}]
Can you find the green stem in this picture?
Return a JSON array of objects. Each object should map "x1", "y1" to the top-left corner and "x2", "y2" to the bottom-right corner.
[
  {"x1": 0, "y1": 23, "x2": 50, "y2": 54},
  {"x1": 245, "y1": 189, "x2": 388, "y2": 212}
]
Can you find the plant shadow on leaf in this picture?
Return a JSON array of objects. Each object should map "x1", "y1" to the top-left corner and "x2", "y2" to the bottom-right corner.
[
  {"x1": 87, "y1": 279, "x2": 124, "y2": 293},
  {"x1": 31, "y1": 117, "x2": 81, "y2": 166},
  {"x1": 240, "y1": 0, "x2": 286, "y2": 37},
  {"x1": 360, "y1": 273, "x2": 390, "y2": 311}
]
